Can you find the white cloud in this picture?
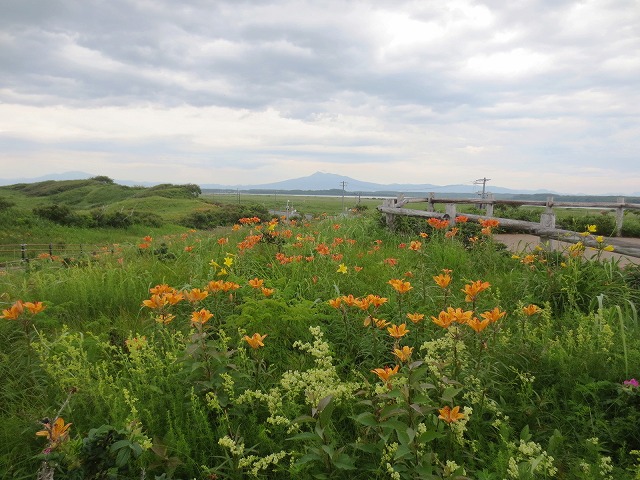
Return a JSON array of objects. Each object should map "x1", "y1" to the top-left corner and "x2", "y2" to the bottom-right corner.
[{"x1": 0, "y1": 0, "x2": 638, "y2": 194}]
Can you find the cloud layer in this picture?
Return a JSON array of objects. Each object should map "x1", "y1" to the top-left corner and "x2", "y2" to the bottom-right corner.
[{"x1": 1, "y1": 0, "x2": 639, "y2": 193}]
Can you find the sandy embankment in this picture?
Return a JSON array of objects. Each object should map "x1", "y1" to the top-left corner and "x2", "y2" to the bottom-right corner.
[{"x1": 493, "y1": 234, "x2": 640, "y2": 267}]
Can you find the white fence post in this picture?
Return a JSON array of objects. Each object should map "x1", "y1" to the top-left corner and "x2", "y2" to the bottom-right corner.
[
  {"x1": 485, "y1": 194, "x2": 494, "y2": 217},
  {"x1": 445, "y1": 203, "x2": 456, "y2": 225},
  {"x1": 540, "y1": 195, "x2": 556, "y2": 229},
  {"x1": 616, "y1": 197, "x2": 625, "y2": 237}
]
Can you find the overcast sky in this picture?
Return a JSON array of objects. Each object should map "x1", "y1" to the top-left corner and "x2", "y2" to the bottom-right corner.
[{"x1": 1, "y1": 0, "x2": 639, "y2": 194}]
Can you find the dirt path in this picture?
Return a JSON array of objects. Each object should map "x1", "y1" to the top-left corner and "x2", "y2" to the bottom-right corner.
[{"x1": 494, "y1": 234, "x2": 640, "y2": 267}]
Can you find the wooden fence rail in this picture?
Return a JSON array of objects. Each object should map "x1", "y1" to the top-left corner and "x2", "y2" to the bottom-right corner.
[
  {"x1": 378, "y1": 194, "x2": 640, "y2": 259},
  {"x1": 0, "y1": 243, "x2": 118, "y2": 267}
]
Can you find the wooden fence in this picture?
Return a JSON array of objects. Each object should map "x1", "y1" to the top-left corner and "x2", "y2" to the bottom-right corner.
[
  {"x1": 378, "y1": 194, "x2": 640, "y2": 259},
  {"x1": 0, "y1": 243, "x2": 118, "y2": 268}
]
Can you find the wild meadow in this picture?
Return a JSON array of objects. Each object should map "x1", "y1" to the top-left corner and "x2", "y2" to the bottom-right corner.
[{"x1": 1, "y1": 199, "x2": 640, "y2": 478}]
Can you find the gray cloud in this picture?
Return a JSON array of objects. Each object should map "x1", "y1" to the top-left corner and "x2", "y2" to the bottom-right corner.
[{"x1": 0, "y1": 0, "x2": 638, "y2": 193}]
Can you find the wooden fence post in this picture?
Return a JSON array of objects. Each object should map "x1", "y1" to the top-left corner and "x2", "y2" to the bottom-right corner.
[
  {"x1": 427, "y1": 193, "x2": 435, "y2": 212},
  {"x1": 616, "y1": 197, "x2": 625, "y2": 237},
  {"x1": 21, "y1": 244, "x2": 26, "y2": 261},
  {"x1": 445, "y1": 203, "x2": 456, "y2": 225},
  {"x1": 383, "y1": 198, "x2": 396, "y2": 230},
  {"x1": 540, "y1": 196, "x2": 556, "y2": 229},
  {"x1": 485, "y1": 194, "x2": 494, "y2": 217}
]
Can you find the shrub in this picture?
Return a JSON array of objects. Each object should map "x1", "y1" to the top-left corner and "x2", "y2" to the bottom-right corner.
[
  {"x1": 180, "y1": 203, "x2": 269, "y2": 229},
  {"x1": 32, "y1": 204, "x2": 93, "y2": 227},
  {"x1": 0, "y1": 197, "x2": 14, "y2": 212},
  {"x1": 557, "y1": 212, "x2": 617, "y2": 236}
]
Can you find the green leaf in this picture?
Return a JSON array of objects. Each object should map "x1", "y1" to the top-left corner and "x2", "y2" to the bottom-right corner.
[
  {"x1": 295, "y1": 452, "x2": 323, "y2": 466},
  {"x1": 394, "y1": 443, "x2": 412, "y2": 460},
  {"x1": 418, "y1": 430, "x2": 443, "y2": 443},
  {"x1": 115, "y1": 446, "x2": 131, "y2": 468},
  {"x1": 320, "y1": 444, "x2": 335, "y2": 457},
  {"x1": 352, "y1": 412, "x2": 378, "y2": 427},
  {"x1": 441, "y1": 386, "x2": 463, "y2": 403},
  {"x1": 332, "y1": 453, "x2": 357, "y2": 470},
  {"x1": 287, "y1": 432, "x2": 320, "y2": 442},
  {"x1": 110, "y1": 439, "x2": 132, "y2": 451},
  {"x1": 316, "y1": 395, "x2": 333, "y2": 413}
]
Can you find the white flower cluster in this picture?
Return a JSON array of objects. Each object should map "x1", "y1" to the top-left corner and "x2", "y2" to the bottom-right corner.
[
  {"x1": 506, "y1": 440, "x2": 557, "y2": 479},
  {"x1": 449, "y1": 406, "x2": 473, "y2": 446},
  {"x1": 292, "y1": 326, "x2": 333, "y2": 369},
  {"x1": 218, "y1": 435, "x2": 245, "y2": 456},
  {"x1": 238, "y1": 450, "x2": 288, "y2": 476}
]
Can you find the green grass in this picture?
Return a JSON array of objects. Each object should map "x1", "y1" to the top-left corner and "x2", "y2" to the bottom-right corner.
[{"x1": 1, "y1": 209, "x2": 640, "y2": 478}]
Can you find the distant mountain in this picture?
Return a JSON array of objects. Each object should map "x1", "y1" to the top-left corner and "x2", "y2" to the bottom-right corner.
[
  {"x1": 0, "y1": 171, "x2": 95, "y2": 186},
  {"x1": 0, "y1": 170, "x2": 555, "y2": 195},
  {"x1": 202, "y1": 171, "x2": 555, "y2": 195}
]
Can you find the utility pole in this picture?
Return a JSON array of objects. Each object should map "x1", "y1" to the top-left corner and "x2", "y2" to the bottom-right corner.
[
  {"x1": 340, "y1": 181, "x2": 347, "y2": 212},
  {"x1": 473, "y1": 177, "x2": 491, "y2": 209}
]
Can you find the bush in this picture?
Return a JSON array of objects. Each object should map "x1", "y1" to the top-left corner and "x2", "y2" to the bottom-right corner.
[
  {"x1": 180, "y1": 203, "x2": 269, "y2": 229},
  {"x1": 557, "y1": 212, "x2": 617, "y2": 236},
  {"x1": 0, "y1": 197, "x2": 14, "y2": 212},
  {"x1": 33, "y1": 204, "x2": 93, "y2": 227},
  {"x1": 134, "y1": 184, "x2": 202, "y2": 199}
]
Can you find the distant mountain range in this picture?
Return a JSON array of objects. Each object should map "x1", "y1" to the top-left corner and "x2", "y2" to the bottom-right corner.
[
  {"x1": 2, "y1": 170, "x2": 639, "y2": 197},
  {"x1": 0, "y1": 171, "x2": 559, "y2": 195},
  {"x1": 202, "y1": 171, "x2": 558, "y2": 195}
]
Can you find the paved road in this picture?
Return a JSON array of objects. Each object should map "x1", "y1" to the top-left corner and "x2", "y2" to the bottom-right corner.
[{"x1": 494, "y1": 234, "x2": 640, "y2": 266}]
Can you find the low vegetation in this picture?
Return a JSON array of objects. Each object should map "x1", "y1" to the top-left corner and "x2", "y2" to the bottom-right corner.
[
  {"x1": 1, "y1": 179, "x2": 640, "y2": 479},
  {"x1": 1, "y1": 180, "x2": 639, "y2": 479}
]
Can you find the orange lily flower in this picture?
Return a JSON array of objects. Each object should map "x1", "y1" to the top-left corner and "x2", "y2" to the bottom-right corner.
[
  {"x1": 142, "y1": 294, "x2": 169, "y2": 310},
  {"x1": 406, "y1": 312, "x2": 424, "y2": 324},
  {"x1": 462, "y1": 280, "x2": 491, "y2": 302},
  {"x1": 522, "y1": 304, "x2": 541, "y2": 316},
  {"x1": 433, "y1": 273, "x2": 452, "y2": 289},
  {"x1": 155, "y1": 313, "x2": 176, "y2": 325},
  {"x1": 243, "y1": 333, "x2": 267, "y2": 349},
  {"x1": 409, "y1": 240, "x2": 422, "y2": 251},
  {"x1": 431, "y1": 310, "x2": 454, "y2": 329},
  {"x1": 366, "y1": 295, "x2": 388, "y2": 308},
  {"x1": 261, "y1": 287, "x2": 274, "y2": 297},
  {"x1": 328, "y1": 298, "x2": 342, "y2": 309},
  {"x1": 371, "y1": 365, "x2": 400, "y2": 385},
  {"x1": 438, "y1": 405, "x2": 465, "y2": 423},
  {"x1": 315, "y1": 243, "x2": 330, "y2": 255},
  {"x1": 354, "y1": 297, "x2": 371, "y2": 310},
  {"x1": 449, "y1": 307, "x2": 474, "y2": 324},
  {"x1": 191, "y1": 309, "x2": 213, "y2": 325},
  {"x1": 392, "y1": 346, "x2": 414, "y2": 362},
  {"x1": 248, "y1": 278, "x2": 265, "y2": 289},
  {"x1": 387, "y1": 323, "x2": 410, "y2": 339},
  {"x1": 36, "y1": 417, "x2": 72, "y2": 448},
  {"x1": 479, "y1": 218, "x2": 500, "y2": 228},
  {"x1": 480, "y1": 307, "x2": 506, "y2": 323},
  {"x1": 467, "y1": 317, "x2": 491, "y2": 333},
  {"x1": 24, "y1": 301, "x2": 46, "y2": 315},
  {"x1": 388, "y1": 279, "x2": 412, "y2": 294},
  {"x1": 341, "y1": 294, "x2": 358, "y2": 307},
  {"x1": 150, "y1": 284, "x2": 174, "y2": 295},
  {"x1": 184, "y1": 288, "x2": 209, "y2": 303},
  {"x1": 2, "y1": 300, "x2": 25, "y2": 320},
  {"x1": 427, "y1": 218, "x2": 450, "y2": 229},
  {"x1": 164, "y1": 292, "x2": 184, "y2": 305}
]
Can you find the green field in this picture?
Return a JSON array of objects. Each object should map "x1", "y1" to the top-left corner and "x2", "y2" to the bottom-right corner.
[{"x1": 1, "y1": 179, "x2": 640, "y2": 478}]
